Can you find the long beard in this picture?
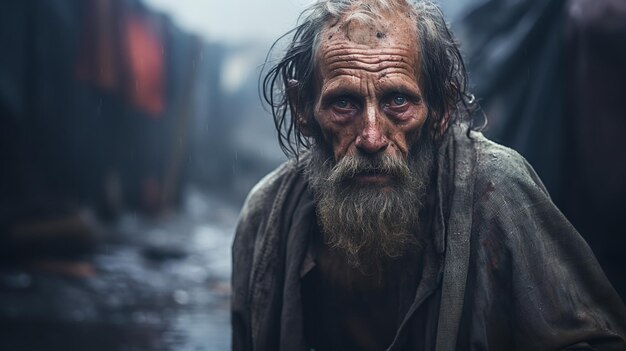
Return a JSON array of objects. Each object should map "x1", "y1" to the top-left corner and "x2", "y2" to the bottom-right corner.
[{"x1": 304, "y1": 134, "x2": 435, "y2": 271}]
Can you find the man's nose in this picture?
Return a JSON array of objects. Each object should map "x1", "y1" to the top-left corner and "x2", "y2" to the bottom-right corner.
[{"x1": 355, "y1": 106, "x2": 389, "y2": 154}]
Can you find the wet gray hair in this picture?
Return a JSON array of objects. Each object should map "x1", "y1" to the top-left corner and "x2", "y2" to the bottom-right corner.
[{"x1": 262, "y1": 0, "x2": 476, "y2": 158}]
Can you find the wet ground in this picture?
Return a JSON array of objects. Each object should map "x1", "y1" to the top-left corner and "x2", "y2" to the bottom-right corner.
[{"x1": 0, "y1": 189, "x2": 237, "y2": 351}]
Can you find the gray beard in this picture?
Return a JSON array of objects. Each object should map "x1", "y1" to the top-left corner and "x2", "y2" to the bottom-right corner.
[{"x1": 304, "y1": 134, "x2": 435, "y2": 271}]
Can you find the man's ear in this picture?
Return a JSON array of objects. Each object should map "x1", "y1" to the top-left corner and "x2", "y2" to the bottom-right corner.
[{"x1": 287, "y1": 79, "x2": 313, "y2": 137}]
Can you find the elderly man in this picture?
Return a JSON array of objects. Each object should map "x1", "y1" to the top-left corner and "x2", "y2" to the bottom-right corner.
[{"x1": 231, "y1": 0, "x2": 626, "y2": 350}]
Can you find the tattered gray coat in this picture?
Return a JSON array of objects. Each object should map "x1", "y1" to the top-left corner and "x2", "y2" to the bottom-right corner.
[{"x1": 231, "y1": 125, "x2": 626, "y2": 350}]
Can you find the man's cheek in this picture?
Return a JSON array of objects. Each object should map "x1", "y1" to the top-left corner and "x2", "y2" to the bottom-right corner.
[
  {"x1": 316, "y1": 122, "x2": 357, "y2": 160},
  {"x1": 333, "y1": 129, "x2": 361, "y2": 160},
  {"x1": 397, "y1": 119, "x2": 427, "y2": 152}
]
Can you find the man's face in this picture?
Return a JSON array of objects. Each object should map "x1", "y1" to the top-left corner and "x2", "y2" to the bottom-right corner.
[
  {"x1": 312, "y1": 10, "x2": 428, "y2": 182},
  {"x1": 303, "y1": 9, "x2": 434, "y2": 270}
]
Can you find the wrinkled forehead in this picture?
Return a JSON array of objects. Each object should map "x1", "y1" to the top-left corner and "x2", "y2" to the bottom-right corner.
[{"x1": 315, "y1": 3, "x2": 420, "y2": 74}]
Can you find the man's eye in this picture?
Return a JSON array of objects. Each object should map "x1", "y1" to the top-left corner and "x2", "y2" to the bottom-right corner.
[
  {"x1": 383, "y1": 94, "x2": 411, "y2": 112},
  {"x1": 333, "y1": 98, "x2": 355, "y2": 110},
  {"x1": 391, "y1": 95, "x2": 407, "y2": 106}
]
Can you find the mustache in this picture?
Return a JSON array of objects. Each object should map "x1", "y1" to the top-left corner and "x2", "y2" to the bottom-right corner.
[{"x1": 327, "y1": 153, "x2": 411, "y2": 184}]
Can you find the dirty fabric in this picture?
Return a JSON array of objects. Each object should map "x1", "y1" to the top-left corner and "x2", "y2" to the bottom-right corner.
[{"x1": 231, "y1": 124, "x2": 626, "y2": 350}]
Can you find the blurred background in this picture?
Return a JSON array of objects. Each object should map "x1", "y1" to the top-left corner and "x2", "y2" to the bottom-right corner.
[{"x1": 0, "y1": 0, "x2": 623, "y2": 350}]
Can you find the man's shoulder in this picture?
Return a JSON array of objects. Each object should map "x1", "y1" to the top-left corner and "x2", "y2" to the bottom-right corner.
[
  {"x1": 238, "y1": 158, "x2": 300, "y2": 224},
  {"x1": 457, "y1": 130, "x2": 558, "y2": 230},
  {"x1": 469, "y1": 131, "x2": 550, "y2": 199}
]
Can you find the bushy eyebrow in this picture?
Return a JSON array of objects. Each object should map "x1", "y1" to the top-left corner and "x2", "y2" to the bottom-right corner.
[
  {"x1": 379, "y1": 86, "x2": 420, "y2": 97},
  {"x1": 320, "y1": 81, "x2": 420, "y2": 100},
  {"x1": 321, "y1": 86, "x2": 359, "y2": 100}
]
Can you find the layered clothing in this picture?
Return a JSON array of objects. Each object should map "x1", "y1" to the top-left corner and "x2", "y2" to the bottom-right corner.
[{"x1": 232, "y1": 125, "x2": 626, "y2": 350}]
